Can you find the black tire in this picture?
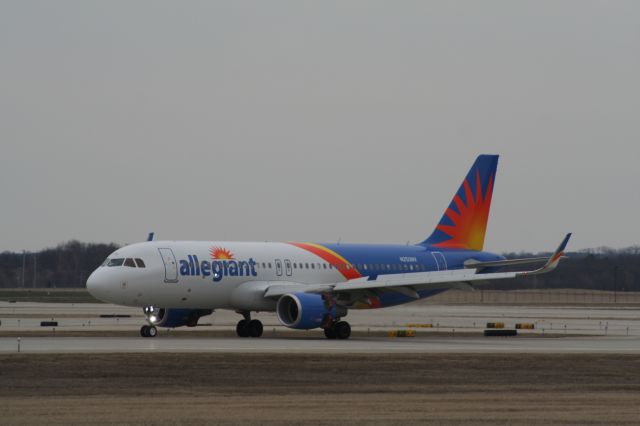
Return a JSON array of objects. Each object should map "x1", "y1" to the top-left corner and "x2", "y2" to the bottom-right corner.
[
  {"x1": 334, "y1": 321, "x2": 351, "y2": 340},
  {"x1": 140, "y1": 325, "x2": 149, "y2": 337},
  {"x1": 148, "y1": 326, "x2": 158, "y2": 337},
  {"x1": 187, "y1": 314, "x2": 199, "y2": 327},
  {"x1": 236, "y1": 319, "x2": 249, "y2": 337},
  {"x1": 248, "y1": 320, "x2": 263, "y2": 338},
  {"x1": 324, "y1": 327, "x2": 337, "y2": 339}
]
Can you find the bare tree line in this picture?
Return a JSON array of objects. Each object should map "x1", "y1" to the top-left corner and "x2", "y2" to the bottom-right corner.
[
  {"x1": 0, "y1": 242, "x2": 639, "y2": 290},
  {"x1": 0, "y1": 241, "x2": 119, "y2": 288}
]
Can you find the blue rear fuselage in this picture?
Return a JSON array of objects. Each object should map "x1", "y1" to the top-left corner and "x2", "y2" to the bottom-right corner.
[{"x1": 318, "y1": 243, "x2": 504, "y2": 308}]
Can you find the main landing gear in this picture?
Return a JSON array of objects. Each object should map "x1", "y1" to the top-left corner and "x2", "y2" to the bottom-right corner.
[
  {"x1": 323, "y1": 320, "x2": 351, "y2": 340},
  {"x1": 235, "y1": 311, "x2": 263, "y2": 338},
  {"x1": 140, "y1": 325, "x2": 158, "y2": 338}
]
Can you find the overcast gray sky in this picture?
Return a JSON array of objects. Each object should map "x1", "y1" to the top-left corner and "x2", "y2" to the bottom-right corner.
[{"x1": 1, "y1": 1, "x2": 639, "y2": 253}]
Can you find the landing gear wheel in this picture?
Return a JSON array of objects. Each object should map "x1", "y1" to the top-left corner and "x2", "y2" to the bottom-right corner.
[
  {"x1": 334, "y1": 321, "x2": 351, "y2": 340},
  {"x1": 140, "y1": 325, "x2": 158, "y2": 338},
  {"x1": 324, "y1": 327, "x2": 337, "y2": 339},
  {"x1": 186, "y1": 315, "x2": 198, "y2": 328},
  {"x1": 247, "y1": 320, "x2": 263, "y2": 338},
  {"x1": 236, "y1": 319, "x2": 249, "y2": 337}
]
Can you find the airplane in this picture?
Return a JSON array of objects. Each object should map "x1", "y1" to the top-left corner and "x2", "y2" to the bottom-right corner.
[{"x1": 86, "y1": 154, "x2": 571, "y2": 339}]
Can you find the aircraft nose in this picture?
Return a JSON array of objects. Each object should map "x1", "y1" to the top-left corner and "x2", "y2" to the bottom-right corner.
[{"x1": 86, "y1": 269, "x2": 112, "y2": 302}]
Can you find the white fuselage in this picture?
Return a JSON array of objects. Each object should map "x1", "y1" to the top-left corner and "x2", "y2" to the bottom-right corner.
[{"x1": 87, "y1": 241, "x2": 351, "y2": 310}]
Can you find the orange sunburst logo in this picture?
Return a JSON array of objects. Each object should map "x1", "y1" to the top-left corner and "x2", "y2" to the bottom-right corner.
[
  {"x1": 209, "y1": 247, "x2": 235, "y2": 260},
  {"x1": 434, "y1": 170, "x2": 494, "y2": 251}
]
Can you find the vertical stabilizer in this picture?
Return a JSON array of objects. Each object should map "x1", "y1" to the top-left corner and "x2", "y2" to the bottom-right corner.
[{"x1": 421, "y1": 155, "x2": 499, "y2": 251}]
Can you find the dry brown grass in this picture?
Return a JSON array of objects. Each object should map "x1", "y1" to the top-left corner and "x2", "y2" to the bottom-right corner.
[{"x1": 1, "y1": 353, "x2": 640, "y2": 425}]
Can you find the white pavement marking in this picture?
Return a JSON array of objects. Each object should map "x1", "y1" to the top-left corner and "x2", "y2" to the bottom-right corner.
[{"x1": 1, "y1": 336, "x2": 640, "y2": 354}]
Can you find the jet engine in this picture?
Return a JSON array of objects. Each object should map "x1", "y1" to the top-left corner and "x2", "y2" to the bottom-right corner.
[{"x1": 276, "y1": 292, "x2": 346, "y2": 330}]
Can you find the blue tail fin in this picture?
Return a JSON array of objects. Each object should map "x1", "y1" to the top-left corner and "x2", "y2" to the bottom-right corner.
[{"x1": 421, "y1": 155, "x2": 499, "y2": 251}]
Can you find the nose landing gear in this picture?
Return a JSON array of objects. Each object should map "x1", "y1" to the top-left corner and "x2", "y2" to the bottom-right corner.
[
  {"x1": 235, "y1": 311, "x2": 263, "y2": 338},
  {"x1": 140, "y1": 325, "x2": 158, "y2": 338}
]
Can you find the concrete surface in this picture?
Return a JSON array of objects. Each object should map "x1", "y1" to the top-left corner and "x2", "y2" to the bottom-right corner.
[{"x1": 2, "y1": 335, "x2": 640, "y2": 354}]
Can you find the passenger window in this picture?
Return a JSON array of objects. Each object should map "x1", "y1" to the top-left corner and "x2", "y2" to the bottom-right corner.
[
  {"x1": 107, "y1": 258, "x2": 125, "y2": 267},
  {"x1": 268, "y1": 263, "x2": 272, "y2": 269},
  {"x1": 311, "y1": 263, "x2": 315, "y2": 269},
  {"x1": 323, "y1": 263, "x2": 327, "y2": 269},
  {"x1": 305, "y1": 263, "x2": 309, "y2": 269},
  {"x1": 134, "y1": 258, "x2": 146, "y2": 268}
]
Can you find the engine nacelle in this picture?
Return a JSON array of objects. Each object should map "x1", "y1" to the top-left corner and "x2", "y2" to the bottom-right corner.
[
  {"x1": 145, "y1": 307, "x2": 213, "y2": 328},
  {"x1": 276, "y1": 293, "x2": 346, "y2": 330}
]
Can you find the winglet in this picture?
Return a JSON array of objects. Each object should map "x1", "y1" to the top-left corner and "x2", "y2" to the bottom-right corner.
[{"x1": 519, "y1": 233, "x2": 571, "y2": 276}]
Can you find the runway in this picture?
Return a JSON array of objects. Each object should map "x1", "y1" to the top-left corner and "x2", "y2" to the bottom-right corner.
[
  {"x1": 2, "y1": 301, "x2": 639, "y2": 335},
  {"x1": 3, "y1": 335, "x2": 640, "y2": 353},
  {"x1": 2, "y1": 301, "x2": 640, "y2": 354}
]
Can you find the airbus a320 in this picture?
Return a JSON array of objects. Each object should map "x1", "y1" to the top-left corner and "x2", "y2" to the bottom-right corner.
[{"x1": 87, "y1": 155, "x2": 570, "y2": 339}]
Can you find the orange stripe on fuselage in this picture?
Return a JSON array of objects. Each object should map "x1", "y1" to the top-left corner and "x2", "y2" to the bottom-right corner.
[{"x1": 288, "y1": 242, "x2": 362, "y2": 280}]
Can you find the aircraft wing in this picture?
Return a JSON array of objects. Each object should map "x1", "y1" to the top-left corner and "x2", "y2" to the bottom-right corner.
[
  {"x1": 263, "y1": 234, "x2": 571, "y2": 300},
  {"x1": 330, "y1": 233, "x2": 571, "y2": 298},
  {"x1": 263, "y1": 282, "x2": 333, "y2": 298}
]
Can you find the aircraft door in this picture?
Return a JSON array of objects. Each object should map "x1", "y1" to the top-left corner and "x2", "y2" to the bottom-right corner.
[
  {"x1": 275, "y1": 259, "x2": 283, "y2": 276},
  {"x1": 158, "y1": 248, "x2": 179, "y2": 283},
  {"x1": 284, "y1": 259, "x2": 292, "y2": 276},
  {"x1": 431, "y1": 252, "x2": 448, "y2": 271}
]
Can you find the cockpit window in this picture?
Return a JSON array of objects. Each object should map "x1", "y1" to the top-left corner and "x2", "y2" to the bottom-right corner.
[
  {"x1": 107, "y1": 258, "x2": 125, "y2": 267},
  {"x1": 134, "y1": 258, "x2": 146, "y2": 268},
  {"x1": 124, "y1": 258, "x2": 136, "y2": 267}
]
